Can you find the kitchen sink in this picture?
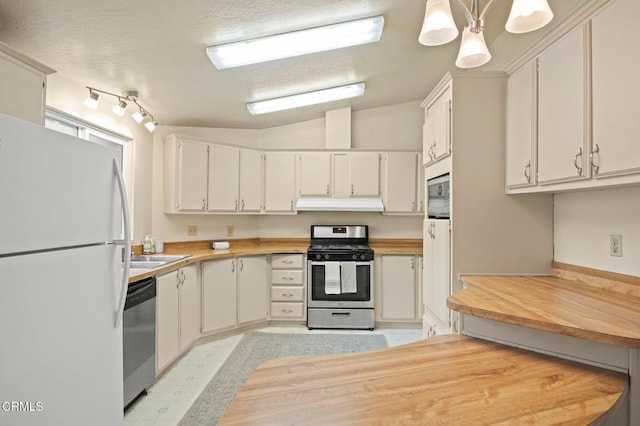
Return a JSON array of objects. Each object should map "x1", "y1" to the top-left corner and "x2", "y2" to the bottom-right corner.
[{"x1": 128, "y1": 254, "x2": 191, "y2": 269}]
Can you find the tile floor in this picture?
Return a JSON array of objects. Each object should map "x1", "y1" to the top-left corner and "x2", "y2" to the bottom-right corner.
[{"x1": 124, "y1": 326, "x2": 423, "y2": 426}]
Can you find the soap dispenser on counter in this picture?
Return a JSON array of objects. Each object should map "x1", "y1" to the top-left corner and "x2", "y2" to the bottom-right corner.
[{"x1": 142, "y1": 235, "x2": 155, "y2": 254}]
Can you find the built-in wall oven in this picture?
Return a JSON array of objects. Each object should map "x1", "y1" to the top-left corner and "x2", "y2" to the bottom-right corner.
[{"x1": 307, "y1": 225, "x2": 374, "y2": 330}]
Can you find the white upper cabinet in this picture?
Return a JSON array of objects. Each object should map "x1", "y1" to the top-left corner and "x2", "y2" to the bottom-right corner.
[
  {"x1": 382, "y1": 152, "x2": 419, "y2": 214},
  {"x1": 422, "y1": 82, "x2": 452, "y2": 166},
  {"x1": 506, "y1": 60, "x2": 537, "y2": 189},
  {"x1": 299, "y1": 151, "x2": 381, "y2": 198},
  {"x1": 208, "y1": 145, "x2": 240, "y2": 212},
  {"x1": 164, "y1": 137, "x2": 209, "y2": 213},
  {"x1": 591, "y1": 0, "x2": 640, "y2": 179},
  {"x1": 264, "y1": 152, "x2": 296, "y2": 213},
  {"x1": 537, "y1": 24, "x2": 589, "y2": 185},
  {"x1": 238, "y1": 149, "x2": 263, "y2": 213},
  {"x1": 298, "y1": 152, "x2": 331, "y2": 197},
  {"x1": 0, "y1": 47, "x2": 53, "y2": 125},
  {"x1": 348, "y1": 152, "x2": 380, "y2": 197}
]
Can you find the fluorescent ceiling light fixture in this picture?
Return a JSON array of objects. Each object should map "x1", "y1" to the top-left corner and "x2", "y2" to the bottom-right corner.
[
  {"x1": 247, "y1": 82, "x2": 365, "y2": 115},
  {"x1": 207, "y1": 16, "x2": 384, "y2": 69}
]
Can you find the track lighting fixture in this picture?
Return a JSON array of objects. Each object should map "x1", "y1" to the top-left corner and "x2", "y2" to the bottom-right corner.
[
  {"x1": 83, "y1": 86, "x2": 158, "y2": 132},
  {"x1": 418, "y1": 0, "x2": 553, "y2": 68}
]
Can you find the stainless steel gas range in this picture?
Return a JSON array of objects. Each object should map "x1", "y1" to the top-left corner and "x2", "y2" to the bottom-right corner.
[{"x1": 306, "y1": 225, "x2": 374, "y2": 330}]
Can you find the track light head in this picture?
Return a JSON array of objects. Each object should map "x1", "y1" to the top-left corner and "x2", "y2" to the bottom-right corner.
[
  {"x1": 144, "y1": 120, "x2": 157, "y2": 133},
  {"x1": 131, "y1": 110, "x2": 147, "y2": 124},
  {"x1": 112, "y1": 99, "x2": 128, "y2": 117},
  {"x1": 83, "y1": 90, "x2": 99, "y2": 109}
]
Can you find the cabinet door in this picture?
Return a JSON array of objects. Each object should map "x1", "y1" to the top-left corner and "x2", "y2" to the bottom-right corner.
[
  {"x1": 299, "y1": 152, "x2": 331, "y2": 196},
  {"x1": 423, "y1": 220, "x2": 450, "y2": 326},
  {"x1": 238, "y1": 149, "x2": 263, "y2": 212},
  {"x1": 156, "y1": 270, "x2": 180, "y2": 372},
  {"x1": 0, "y1": 51, "x2": 46, "y2": 124},
  {"x1": 380, "y1": 255, "x2": 417, "y2": 321},
  {"x1": 537, "y1": 25, "x2": 589, "y2": 185},
  {"x1": 179, "y1": 264, "x2": 200, "y2": 351},
  {"x1": 591, "y1": 0, "x2": 640, "y2": 179},
  {"x1": 202, "y1": 259, "x2": 237, "y2": 333},
  {"x1": 506, "y1": 60, "x2": 537, "y2": 188},
  {"x1": 264, "y1": 152, "x2": 296, "y2": 213},
  {"x1": 349, "y1": 152, "x2": 380, "y2": 196},
  {"x1": 176, "y1": 140, "x2": 209, "y2": 212},
  {"x1": 424, "y1": 85, "x2": 452, "y2": 165},
  {"x1": 208, "y1": 145, "x2": 239, "y2": 212},
  {"x1": 237, "y1": 256, "x2": 268, "y2": 325},
  {"x1": 383, "y1": 152, "x2": 418, "y2": 213}
]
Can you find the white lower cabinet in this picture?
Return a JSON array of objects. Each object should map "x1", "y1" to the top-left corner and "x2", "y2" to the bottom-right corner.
[
  {"x1": 202, "y1": 256, "x2": 268, "y2": 334},
  {"x1": 423, "y1": 220, "x2": 451, "y2": 335},
  {"x1": 156, "y1": 264, "x2": 200, "y2": 373},
  {"x1": 270, "y1": 254, "x2": 305, "y2": 321},
  {"x1": 376, "y1": 255, "x2": 422, "y2": 324},
  {"x1": 237, "y1": 256, "x2": 268, "y2": 325}
]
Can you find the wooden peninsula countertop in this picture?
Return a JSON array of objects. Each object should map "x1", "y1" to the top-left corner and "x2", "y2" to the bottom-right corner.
[
  {"x1": 220, "y1": 335, "x2": 627, "y2": 425},
  {"x1": 448, "y1": 267, "x2": 640, "y2": 348},
  {"x1": 128, "y1": 238, "x2": 422, "y2": 282}
]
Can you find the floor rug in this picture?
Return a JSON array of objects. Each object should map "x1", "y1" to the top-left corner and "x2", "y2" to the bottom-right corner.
[{"x1": 178, "y1": 331, "x2": 388, "y2": 425}]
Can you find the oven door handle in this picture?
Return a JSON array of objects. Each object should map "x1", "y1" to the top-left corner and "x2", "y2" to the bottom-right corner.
[
  {"x1": 331, "y1": 312, "x2": 352, "y2": 316},
  {"x1": 308, "y1": 261, "x2": 373, "y2": 266}
]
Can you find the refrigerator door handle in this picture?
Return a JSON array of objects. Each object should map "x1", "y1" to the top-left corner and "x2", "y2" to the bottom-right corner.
[{"x1": 111, "y1": 159, "x2": 131, "y2": 328}]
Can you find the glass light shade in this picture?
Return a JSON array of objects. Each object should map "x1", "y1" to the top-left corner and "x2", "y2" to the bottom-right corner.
[
  {"x1": 207, "y1": 16, "x2": 384, "y2": 69},
  {"x1": 455, "y1": 27, "x2": 491, "y2": 68},
  {"x1": 247, "y1": 82, "x2": 365, "y2": 115},
  {"x1": 506, "y1": 0, "x2": 553, "y2": 33},
  {"x1": 144, "y1": 120, "x2": 157, "y2": 132},
  {"x1": 83, "y1": 92, "x2": 99, "y2": 109},
  {"x1": 418, "y1": 0, "x2": 459, "y2": 46},
  {"x1": 131, "y1": 110, "x2": 147, "y2": 123},
  {"x1": 112, "y1": 100, "x2": 127, "y2": 117}
]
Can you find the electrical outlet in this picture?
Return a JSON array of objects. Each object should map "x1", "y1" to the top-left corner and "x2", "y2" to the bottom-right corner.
[
  {"x1": 610, "y1": 234, "x2": 622, "y2": 257},
  {"x1": 187, "y1": 225, "x2": 198, "y2": 236},
  {"x1": 226, "y1": 225, "x2": 234, "y2": 237}
]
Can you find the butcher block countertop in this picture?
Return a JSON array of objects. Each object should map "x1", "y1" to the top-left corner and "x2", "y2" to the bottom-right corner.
[
  {"x1": 449, "y1": 264, "x2": 640, "y2": 348},
  {"x1": 128, "y1": 238, "x2": 422, "y2": 282},
  {"x1": 220, "y1": 335, "x2": 627, "y2": 425}
]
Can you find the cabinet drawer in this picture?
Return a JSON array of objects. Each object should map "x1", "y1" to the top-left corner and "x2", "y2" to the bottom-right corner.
[
  {"x1": 271, "y1": 254, "x2": 304, "y2": 269},
  {"x1": 271, "y1": 302, "x2": 304, "y2": 319},
  {"x1": 271, "y1": 286, "x2": 304, "y2": 302},
  {"x1": 271, "y1": 270, "x2": 303, "y2": 285}
]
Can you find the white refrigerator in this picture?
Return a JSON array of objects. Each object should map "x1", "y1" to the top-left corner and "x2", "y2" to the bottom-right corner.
[{"x1": 0, "y1": 112, "x2": 130, "y2": 425}]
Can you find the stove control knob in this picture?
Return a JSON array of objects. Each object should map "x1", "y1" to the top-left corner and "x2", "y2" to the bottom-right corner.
[
  {"x1": 352, "y1": 254, "x2": 358, "y2": 260},
  {"x1": 360, "y1": 254, "x2": 366, "y2": 260},
  {"x1": 324, "y1": 254, "x2": 330, "y2": 260},
  {"x1": 316, "y1": 254, "x2": 321, "y2": 260}
]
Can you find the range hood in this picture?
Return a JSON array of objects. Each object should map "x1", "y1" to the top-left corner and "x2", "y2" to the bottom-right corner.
[{"x1": 296, "y1": 197, "x2": 384, "y2": 212}]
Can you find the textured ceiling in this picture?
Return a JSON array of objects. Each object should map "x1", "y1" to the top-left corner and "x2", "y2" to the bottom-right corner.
[{"x1": 0, "y1": 0, "x2": 576, "y2": 129}]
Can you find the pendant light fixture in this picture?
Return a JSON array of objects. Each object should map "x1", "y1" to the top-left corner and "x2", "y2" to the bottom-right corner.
[
  {"x1": 418, "y1": 0, "x2": 553, "y2": 68},
  {"x1": 83, "y1": 87, "x2": 158, "y2": 132}
]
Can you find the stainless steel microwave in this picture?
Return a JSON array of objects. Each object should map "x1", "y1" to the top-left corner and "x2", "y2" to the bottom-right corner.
[{"x1": 427, "y1": 173, "x2": 450, "y2": 219}]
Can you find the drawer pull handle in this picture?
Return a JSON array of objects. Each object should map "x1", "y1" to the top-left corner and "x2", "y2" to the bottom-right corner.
[
  {"x1": 281, "y1": 309, "x2": 293, "y2": 314},
  {"x1": 283, "y1": 276, "x2": 294, "y2": 280},
  {"x1": 282, "y1": 260, "x2": 294, "y2": 264},
  {"x1": 282, "y1": 293, "x2": 294, "y2": 297},
  {"x1": 331, "y1": 312, "x2": 351, "y2": 316}
]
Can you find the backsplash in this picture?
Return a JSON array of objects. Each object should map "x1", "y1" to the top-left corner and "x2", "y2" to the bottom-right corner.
[{"x1": 554, "y1": 186, "x2": 640, "y2": 276}]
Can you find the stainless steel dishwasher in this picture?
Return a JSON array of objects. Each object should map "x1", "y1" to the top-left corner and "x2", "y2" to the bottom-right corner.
[{"x1": 123, "y1": 276, "x2": 156, "y2": 409}]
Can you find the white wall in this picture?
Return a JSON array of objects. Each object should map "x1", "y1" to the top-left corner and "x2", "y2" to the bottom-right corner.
[
  {"x1": 149, "y1": 101, "x2": 424, "y2": 242},
  {"x1": 554, "y1": 187, "x2": 640, "y2": 276}
]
